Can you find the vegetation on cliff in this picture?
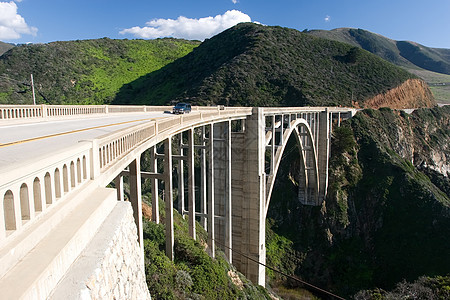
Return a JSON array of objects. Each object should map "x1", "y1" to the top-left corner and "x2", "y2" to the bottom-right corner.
[
  {"x1": 113, "y1": 23, "x2": 419, "y2": 108},
  {"x1": 141, "y1": 199, "x2": 273, "y2": 299},
  {"x1": 355, "y1": 275, "x2": 450, "y2": 299},
  {"x1": 266, "y1": 106, "x2": 450, "y2": 298},
  {"x1": 0, "y1": 38, "x2": 199, "y2": 104}
]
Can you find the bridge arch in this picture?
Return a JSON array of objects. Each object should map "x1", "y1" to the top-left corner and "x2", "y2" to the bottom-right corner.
[{"x1": 265, "y1": 118, "x2": 319, "y2": 216}]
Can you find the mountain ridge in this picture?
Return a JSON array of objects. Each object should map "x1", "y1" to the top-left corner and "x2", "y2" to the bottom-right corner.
[
  {"x1": 113, "y1": 23, "x2": 433, "y2": 108},
  {"x1": 307, "y1": 27, "x2": 450, "y2": 74}
]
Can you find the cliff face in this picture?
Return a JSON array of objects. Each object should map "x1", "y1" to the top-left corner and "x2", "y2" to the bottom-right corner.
[
  {"x1": 364, "y1": 78, "x2": 436, "y2": 109},
  {"x1": 266, "y1": 106, "x2": 450, "y2": 298}
]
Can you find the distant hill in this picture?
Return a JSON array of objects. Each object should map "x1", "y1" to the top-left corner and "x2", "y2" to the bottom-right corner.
[
  {"x1": 307, "y1": 28, "x2": 450, "y2": 103},
  {"x1": 0, "y1": 38, "x2": 199, "y2": 104},
  {"x1": 113, "y1": 23, "x2": 428, "y2": 108},
  {"x1": 0, "y1": 41, "x2": 14, "y2": 56},
  {"x1": 307, "y1": 28, "x2": 450, "y2": 75}
]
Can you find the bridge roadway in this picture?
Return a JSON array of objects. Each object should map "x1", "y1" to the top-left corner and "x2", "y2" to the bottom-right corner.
[
  {"x1": 0, "y1": 104, "x2": 355, "y2": 298},
  {"x1": 0, "y1": 111, "x2": 168, "y2": 169}
]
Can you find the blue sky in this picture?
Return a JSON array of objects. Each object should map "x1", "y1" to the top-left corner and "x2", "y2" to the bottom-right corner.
[{"x1": 1, "y1": 0, "x2": 450, "y2": 48}]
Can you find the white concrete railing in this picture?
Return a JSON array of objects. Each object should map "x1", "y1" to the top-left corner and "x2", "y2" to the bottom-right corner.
[
  {"x1": 0, "y1": 104, "x2": 231, "y2": 121},
  {"x1": 0, "y1": 143, "x2": 91, "y2": 237}
]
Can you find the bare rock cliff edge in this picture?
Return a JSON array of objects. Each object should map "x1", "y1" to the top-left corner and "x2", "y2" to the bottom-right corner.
[{"x1": 364, "y1": 78, "x2": 435, "y2": 109}]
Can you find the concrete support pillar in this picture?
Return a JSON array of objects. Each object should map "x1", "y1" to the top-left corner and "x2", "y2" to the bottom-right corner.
[
  {"x1": 164, "y1": 138, "x2": 174, "y2": 260},
  {"x1": 207, "y1": 123, "x2": 215, "y2": 258},
  {"x1": 318, "y1": 109, "x2": 330, "y2": 203},
  {"x1": 225, "y1": 121, "x2": 232, "y2": 262},
  {"x1": 271, "y1": 115, "x2": 275, "y2": 175},
  {"x1": 187, "y1": 129, "x2": 196, "y2": 240},
  {"x1": 114, "y1": 175, "x2": 124, "y2": 201},
  {"x1": 129, "y1": 157, "x2": 144, "y2": 265},
  {"x1": 150, "y1": 146, "x2": 159, "y2": 224},
  {"x1": 200, "y1": 126, "x2": 207, "y2": 229},
  {"x1": 177, "y1": 133, "x2": 185, "y2": 215},
  {"x1": 232, "y1": 108, "x2": 266, "y2": 286},
  {"x1": 214, "y1": 121, "x2": 232, "y2": 262},
  {"x1": 279, "y1": 114, "x2": 284, "y2": 145}
]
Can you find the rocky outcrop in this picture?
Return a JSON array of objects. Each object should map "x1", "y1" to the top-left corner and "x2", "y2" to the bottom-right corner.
[{"x1": 364, "y1": 79, "x2": 436, "y2": 109}]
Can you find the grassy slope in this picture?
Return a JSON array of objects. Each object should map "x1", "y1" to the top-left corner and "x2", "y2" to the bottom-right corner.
[
  {"x1": 307, "y1": 28, "x2": 450, "y2": 103},
  {"x1": 112, "y1": 23, "x2": 415, "y2": 107},
  {"x1": 407, "y1": 68, "x2": 450, "y2": 104},
  {"x1": 266, "y1": 106, "x2": 450, "y2": 298},
  {"x1": 0, "y1": 38, "x2": 199, "y2": 104}
]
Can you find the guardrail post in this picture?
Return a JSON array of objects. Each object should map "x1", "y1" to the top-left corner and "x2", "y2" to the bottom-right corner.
[
  {"x1": 41, "y1": 104, "x2": 47, "y2": 118},
  {"x1": 89, "y1": 140, "x2": 100, "y2": 180}
]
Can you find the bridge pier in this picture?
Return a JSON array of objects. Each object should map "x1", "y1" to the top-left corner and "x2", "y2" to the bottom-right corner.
[
  {"x1": 213, "y1": 121, "x2": 233, "y2": 262},
  {"x1": 231, "y1": 108, "x2": 266, "y2": 286},
  {"x1": 128, "y1": 157, "x2": 145, "y2": 266},
  {"x1": 164, "y1": 137, "x2": 175, "y2": 261}
]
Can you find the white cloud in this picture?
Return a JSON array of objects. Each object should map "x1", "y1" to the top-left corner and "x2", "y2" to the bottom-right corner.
[
  {"x1": 324, "y1": 15, "x2": 331, "y2": 22},
  {"x1": 0, "y1": 1, "x2": 37, "y2": 40},
  {"x1": 232, "y1": 0, "x2": 238, "y2": 4},
  {"x1": 120, "y1": 10, "x2": 252, "y2": 41}
]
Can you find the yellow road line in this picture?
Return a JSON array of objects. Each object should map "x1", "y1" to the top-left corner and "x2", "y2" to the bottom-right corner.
[{"x1": 0, "y1": 118, "x2": 155, "y2": 148}]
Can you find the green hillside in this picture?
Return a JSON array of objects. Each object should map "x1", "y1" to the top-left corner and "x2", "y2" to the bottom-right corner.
[
  {"x1": 0, "y1": 38, "x2": 199, "y2": 104},
  {"x1": 307, "y1": 28, "x2": 413, "y2": 67},
  {"x1": 112, "y1": 23, "x2": 415, "y2": 107},
  {"x1": 307, "y1": 28, "x2": 450, "y2": 75}
]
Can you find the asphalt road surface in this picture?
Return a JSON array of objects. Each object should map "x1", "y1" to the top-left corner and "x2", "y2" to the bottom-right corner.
[{"x1": 0, "y1": 112, "x2": 170, "y2": 170}]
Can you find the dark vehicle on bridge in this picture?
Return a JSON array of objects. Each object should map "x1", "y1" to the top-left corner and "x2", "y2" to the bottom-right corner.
[{"x1": 173, "y1": 103, "x2": 191, "y2": 114}]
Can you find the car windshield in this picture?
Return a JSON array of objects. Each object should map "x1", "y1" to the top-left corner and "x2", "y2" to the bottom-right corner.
[{"x1": 175, "y1": 103, "x2": 188, "y2": 108}]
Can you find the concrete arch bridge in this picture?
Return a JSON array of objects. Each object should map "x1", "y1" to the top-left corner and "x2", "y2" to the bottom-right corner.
[{"x1": 0, "y1": 104, "x2": 355, "y2": 298}]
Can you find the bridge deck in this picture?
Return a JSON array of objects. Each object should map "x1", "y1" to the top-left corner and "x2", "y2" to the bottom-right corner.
[{"x1": 0, "y1": 111, "x2": 169, "y2": 170}]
